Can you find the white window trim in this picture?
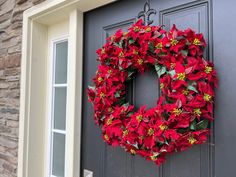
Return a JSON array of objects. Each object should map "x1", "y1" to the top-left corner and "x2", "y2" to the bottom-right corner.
[
  {"x1": 18, "y1": 0, "x2": 116, "y2": 177},
  {"x1": 48, "y1": 37, "x2": 69, "y2": 177}
]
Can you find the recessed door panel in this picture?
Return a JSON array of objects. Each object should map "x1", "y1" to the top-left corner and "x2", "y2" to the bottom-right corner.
[{"x1": 82, "y1": 1, "x2": 213, "y2": 177}]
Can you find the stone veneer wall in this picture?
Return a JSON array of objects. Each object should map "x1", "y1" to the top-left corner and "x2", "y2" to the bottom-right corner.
[{"x1": 0, "y1": 0, "x2": 45, "y2": 176}]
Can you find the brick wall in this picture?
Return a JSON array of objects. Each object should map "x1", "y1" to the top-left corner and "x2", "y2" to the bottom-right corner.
[{"x1": 0, "y1": 0, "x2": 45, "y2": 176}]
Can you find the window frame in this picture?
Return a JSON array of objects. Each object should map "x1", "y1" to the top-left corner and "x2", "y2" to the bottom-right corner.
[{"x1": 48, "y1": 37, "x2": 69, "y2": 177}]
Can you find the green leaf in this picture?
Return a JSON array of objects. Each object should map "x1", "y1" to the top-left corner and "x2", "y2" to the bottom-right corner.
[
  {"x1": 155, "y1": 64, "x2": 161, "y2": 72},
  {"x1": 129, "y1": 39, "x2": 135, "y2": 44},
  {"x1": 187, "y1": 85, "x2": 198, "y2": 93},
  {"x1": 127, "y1": 141, "x2": 139, "y2": 149},
  {"x1": 88, "y1": 86, "x2": 95, "y2": 91},
  {"x1": 168, "y1": 70, "x2": 176, "y2": 77},
  {"x1": 114, "y1": 40, "x2": 123, "y2": 48},
  {"x1": 116, "y1": 97, "x2": 126, "y2": 105},
  {"x1": 122, "y1": 103, "x2": 130, "y2": 108},
  {"x1": 158, "y1": 51, "x2": 167, "y2": 56},
  {"x1": 196, "y1": 120, "x2": 209, "y2": 130},
  {"x1": 186, "y1": 41, "x2": 191, "y2": 45},
  {"x1": 177, "y1": 128, "x2": 188, "y2": 134},
  {"x1": 158, "y1": 67, "x2": 167, "y2": 77},
  {"x1": 127, "y1": 70, "x2": 134, "y2": 78},
  {"x1": 181, "y1": 50, "x2": 188, "y2": 56},
  {"x1": 190, "y1": 120, "x2": 197, "y2": 130},
  {"x1": 148, "y1": 42, "x2": 155, "y2": 52},
  {"x1": 155, "y1": 64, "x2": 166, "y2": 77},
  {"x1": 105, "y1": 58, "x2": 111, "y2": 66},
  {"x1": 115, "y1": 92, "x2": 120, "y2": 98},
  {"x1": 101, "y1": 116, "x2": 106, "y2": 121},
  {"x1": 119, "y1": 66, "x2": 123, "y2": 71},
  {"x1": 165, "y1": 43, "x2": 171, "y2": 47}
]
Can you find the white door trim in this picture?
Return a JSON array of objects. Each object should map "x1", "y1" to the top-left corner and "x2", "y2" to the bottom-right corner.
[{"x1": 18, "y1": 0, "x2": 116, "y2": 177}]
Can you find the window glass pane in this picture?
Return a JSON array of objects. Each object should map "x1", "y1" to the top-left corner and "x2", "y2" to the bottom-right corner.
[
  {"x1": 54, "y1": 87, "x2": 67, "y2": 130},
  {"x1": 55, "y1": 41, "x2": 68, "y2": 84},
  {"x1": 52, "y1": 133, "x2": 65, "y2": 177}
]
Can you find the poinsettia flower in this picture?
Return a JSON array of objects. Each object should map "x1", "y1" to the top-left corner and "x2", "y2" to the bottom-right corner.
[
  {"x1": 164, "y1": 129, "x2": 180, "y2": 140},
  {"x1": 184, "y1": 28, "x2": 206, "y2": 56},
  {"x1": 153, "y1": 38, "x2": 166, "y2": 55},
  {"x1": 163, "y1": 25, "x2": 186, "y2": 53},
  {"x1": 164, "y1": 103, "x2": 190, "y2": 127},
  {"x1": 87, "y1": 87, "x2": 96, "y2": 102},
  {"x1": 199, "y1": 58, "x2": 218, "y2": 86},
  {"x1": 159, "y1": 75, "x2": 171, "y2": 94},
  {"x1": 103, "y1": 118, "x2": 123, "y2": 136},
  {"x1": 94, "y1": 86, "x2": 117, "y2": 107},
  {"x1": 170, "y1": 62, "x2": 188, "y2": 90},
  {"x1": 107, "y1": 28, "x2": 124, "y2": 43},
  {"x1": 149, "y1": 152, "x2": 167, "y2": 166},
  {"x1": 127, "y1": 106, "x2": 146, "y2": 131},
  {"x1": 176, "y1": 130, "x2": 209, "y2": 151},
  {"x1": 125, "y1": 144, "x2": 139, "y2": 156},
  {"x1": 127, "y1": 19, "x2": 144, "y2": 40}
]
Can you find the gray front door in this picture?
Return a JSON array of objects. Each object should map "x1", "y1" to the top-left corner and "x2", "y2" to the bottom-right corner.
[{"x1": 82, "y1": 0, "x2": 236, "y2": 177}]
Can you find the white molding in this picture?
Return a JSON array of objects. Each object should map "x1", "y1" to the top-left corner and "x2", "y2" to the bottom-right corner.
[
  {"x1": 66, "y1": 10, "x2": 83, "y2": 177},
  {"x1": 18, "y1": 0, "x2": 116, "y2": 177}
]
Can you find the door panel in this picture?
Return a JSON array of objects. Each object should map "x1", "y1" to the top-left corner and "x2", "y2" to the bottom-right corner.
[
  {"x1": 82, "y1": 1, "x2": 213, "y2": 177},
  {"x1": 102, "y1": 19, "x2": 135, "y2": 177},
  {"x1": 159, "y1": 2, "x2": 212, "y2": 177}
]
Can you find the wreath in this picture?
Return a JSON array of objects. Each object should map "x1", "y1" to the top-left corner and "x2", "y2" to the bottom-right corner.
[{"x1": 87, "y1": 19, "x2": 217, "y2": 166}]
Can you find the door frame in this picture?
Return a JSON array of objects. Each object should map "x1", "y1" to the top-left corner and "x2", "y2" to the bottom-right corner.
[{"x1": 18, "y1": 0, "x2": 116, "y2": 177}]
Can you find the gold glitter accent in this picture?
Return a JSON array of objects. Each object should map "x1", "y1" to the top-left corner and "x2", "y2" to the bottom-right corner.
[
  {"x1": 108, "y1": 107, "x2": 113, "y2": 113},
  {"x1": 137, "y1": 59, "x2": 143, "y2": 65},
  {"x1": 123, "y1": 129, "x2": 129, "y2": 137},
  {"x1": 171, "y1": 39, "x2": 178, "y2": 46},
  {"x1": 159, "y1": 124, "x2": 168, "y2": 131},
  {"x1": 130, "y1": 149, "x2": 136, "y2": 155},
  {"x1": 133, "y1": 26, "x2": 140, "y2": 32},
  {"x1": 100, "y1": 92, "x2": 106, "y2": 98},
  {"x1": 205, "y1": 66, "x2": 213, "y2": 74},
  {"x1": 97, "y1": 77, "x2": 103, "y2": 82},
  {"x1": 133, "y1": 50, "x2": 139, "y2": 55},
  {"x1": 104, "y1": 134, "x2": 109, "y2": 141},
  {"x1": 155, "y1": 43, "x2": 163, "y2": 49},
  {"x1": 107, "y1": 118, "x2": 113, "y2": 125},
  {"x1": 194, "y1": 108, "x2": 202, "y2": 116},
  {"x1": 136, "y1": 114, "x2": 143, "y2": 122},
  {"x1": 160, "y1": 83, "x2": 165, "y2": 89},
  {"x1": 177, "y1": 73, "x2": 186, "y2": 80},
  {"x1": 204, "y1": 93, "x2": 212, "y2": 102},
  {"x1": 173, "y1": 108, "x2": 183, "y2": 116},
  {"x1": 188, "y1": 136, "x2": 197, "y2": 144},
  {"x1": 182, "y1": 89, "x2": 189, "y2": 96},
  {"x1": 150, "y1": 153, "x2": 159, "y2": 161},
  {"x1": 119, "y1": 51, "x2": 124, "y2": 58},
  {"x1": 107, "y1": 70, "x2": 112, "y2": 74},
  {"x1": 193, "y1": 38, "x2": 200, "y2": 45},
  {"x1": 101, "y1": 48, "x2": 106, "y2": 54},
  {"x1": 146, "y1": 27, "x2": 152, "y2": 32},
  {"x1": 147, "y1": 128, "x2": 154, "y2": 136}
]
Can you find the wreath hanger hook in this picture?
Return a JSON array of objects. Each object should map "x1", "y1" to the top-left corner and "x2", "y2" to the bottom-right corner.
[{"x1": 136, "y1": 0, "x2": 157, "y2": 25}]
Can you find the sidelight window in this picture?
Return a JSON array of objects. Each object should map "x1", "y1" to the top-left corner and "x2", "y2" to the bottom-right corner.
[{"x1": 49, "y1": 39, "x2": 68, "y2": 177}]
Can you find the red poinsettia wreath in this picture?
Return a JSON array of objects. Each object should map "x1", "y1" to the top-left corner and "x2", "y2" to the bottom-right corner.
[{"x1": 87, "y1": 19, "x2": 217, "y2": 166}]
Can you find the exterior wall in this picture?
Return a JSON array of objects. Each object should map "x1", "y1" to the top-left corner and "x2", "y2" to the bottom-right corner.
[{"x1": 0, "y1": 0, "x2": 45, "y2": 176}]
